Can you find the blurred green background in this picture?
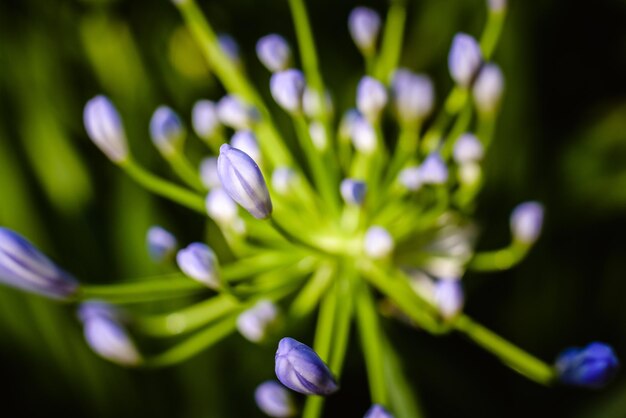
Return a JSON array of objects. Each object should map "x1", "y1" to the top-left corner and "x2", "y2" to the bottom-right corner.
[{"x1": 1, "y1": 0, "x2": 626, "y2": 417}]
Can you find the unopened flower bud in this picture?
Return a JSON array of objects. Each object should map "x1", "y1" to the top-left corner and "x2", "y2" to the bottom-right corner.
[
  {"x1": 176, "y1": 243, "x2": 220, "y2": 289},
  {"x1": 473, "y1": 63, "x2": 504, "y2": 115},
  {"x1": 217, "y1": 95, "x2": 257, "y2": 130},
  {"x1": 364, "y1": 404, "x2": 394, "y2": 418},
  {"x1": 448, "y1": 33, "x2": 482, "y2": 87},
  {"x1": 391, "y1": 69, "x2": 434, "y2": 125},
  {"x1": 420, "y1": 154, "x2": 449, "y2": 185},
  {"x1": 364, "y1": 226, "x2": 394, "y2": 259},
  {"x1": 351, "y1": 115, "x2": 377, "y2": 154},
  {"x1": 255, "y1": 381, "x2": 297, "y2": 418},
  {"x1": 348, "y1": 7, "x2": 381, "y2": 55},
  {"x1": 510, "y1": 201, "x2": 544, "y2": 244},
  {"x1": 237, "y1": 300, "x2": 280, "y2": 343},
  {"x1": 272, "y1": 167, "x2": 297, "y2": 195},
  {"x1": 340, "y1": 179, "x2": 367, "y2": 205},
  {"x1": 453, "y1": 133, "x2": 484, "y2": 164},
  {"x1": 275, "y1": 337, "x2": 339, "y2": 396},
  {"x1": 200, "y1": 157, "x2": 221, "y2": 189},
  {"x1": 206, "y1": 188, "x2": 238, "y2": 224},
  {"x1": 398, "y1": 166, "x2": 423, "y2": 191},
  {"x1": 257, "y1": 34, "x2": 292, "y2": 73},
  {"x1": 357, "y1": 76, "x2": 388, "y2": 122},
  {"x1": 556, "y1": 342, "x2": 619, "y2": 388},
  {"x1": 231, "y1": 130, "x2": 261, "y2": 163},
  {"x1": 339, "y1": 109, "x2": 360, "y2": 141},
  {"x1": 0, "y1": 227, "x2": 78, "y2": 299},
  {"x1": 488, "y1": 0, "x2": 507, "y2": 12},
  {"x1": 192, "y1": 100, "x2": 221, "y2": 140},
  {"x1": 146, "y1": 226, "x2": 178, "y2": 262},
  {"x1": 270, "y1": 69, "x2": 306, "y2": 114},
  {"x1": 218, "y1": 144, "x2": 273, "y2": 219},
  {"x1": 434, "y1": 279, "x2": 464, "y2": 320},
  {"x1": 150, "y1": 106, "x2": 185, "y2": 156},
  {"x1": 218, "y1": 33, "x2": 240, "y2": 65},
  {"x1": 83, "y1": 95, "x2": 129, "y2": 163}
]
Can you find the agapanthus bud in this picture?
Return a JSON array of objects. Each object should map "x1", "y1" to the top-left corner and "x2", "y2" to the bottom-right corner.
[
  {"x1": 79, "y1": 301, "x2": 141, "y2": 366},
  {"x1": 218, "y1": 33, "x2": 240, "y2": 64},
  {"x1": 0, "y1": 227, "x2": 78, "y2": 299},
  {"x1": 150, "y1": 106, "x2": 185, "y2": 156},
  {"x1": 217, "y1": 144, "x2": 273, "y2": 219},
  {"x1": 255, "y1": 381, "x2": 297, "y2": 418},
  {"x1": 275, "y1": 337, "x2": 339, "y2": 396},
  {"x1": 357, "y1": 76, "x2": 388, "y2": 122},
  {"x1": 510, "y1": 202, "x2": 544, "y2": 244},
  {"x1": 434, "y1": 280, "x2": 464, "y2": 320},
  {"x1": 272, "y1": 167, "x2": 297, "y2": 195},
  {"x1": 420, "y1": 153, "x2": 449, "y2": 184},
  {"x1": 556, "y1": 342, "x2": 619, "y2": 388},
  {"x1": 473, "y1": 63, "x2": 504, "y2": 115},
  {"x1": 398, "y1": 166, "x2": 423, "y2": 191},
  {"x1": 217, "y1": 95, "x2": 257, "y2": 130},
  {"x1": 146, "y1": 226, "x2": 178, "y2": 262},
  {"x1": 339, "y1": 109, "x2": 360, "y2": 141},
  {"x1": 351, "y1": 115, "x2": 377, "y2": 154},
  {"x1": 303, "y1": 88, "x2": 333, "y2": 119},
  {"x1": 488, "y1": 0, "x2": 507, "y2": 12},
  {"x1": 176, "y1": 243, "x2": 220, "y2": 289},
  {"x1": 309, "y1": 121, "x2": 328, "y2": 151},
  {"x1": 270, "y1": 69, "x2": 306, "y2": 114},
  {"x1": 237, "y1": 300, "x2": 280, "y2": 343},
  {"x1": 391, "y1": 69, "x2": 434, "y2": 125},
  {"x1": 256, "y1": 34, "x2": 292, "y2": 73},
  {"x1": 205, "y1": 187, "x2": 238, "y2": 224},
  {"x1": 348, "y1": 7, "x2": 381, "y2": 54},
  {"x1": 364, "y1": 404, "x2": 394, "y2": 418},
  {"x1": 340, "y1": 179, "x2": 367, "y2": 205},
  {"x1": 453, "y1": 133, "x2": 484, "y2": 164},
  {"x1": 231, "y1": 130, "x2": 261, "y2": 163},
  {"x1": 364, "y1": 226, "x2": 394, "y2": 259},
  {"x1": 83, "y1": 95, "x2": 129, "y2": 163},
  {"x1": 200, "y1": 157, "x2": 221, "y2": 189},
  {"x1": 192, "y1": 100, "x2": 221, "y2": 140},
  {"x1": 448, "y1": 33, "x2": 482, "y2": 87}
]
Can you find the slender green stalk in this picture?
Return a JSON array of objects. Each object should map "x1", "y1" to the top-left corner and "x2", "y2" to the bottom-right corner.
[
  {"x1": 374, "y1": 0, "x2": 408, "y2": 82},
  {"x1": 382, "y1": 338, "x2": 424, "y2": 418},
  {"x1": 79, "y1": 275, "x2": 205, "y2": 303},
  {"x1": 290, "y1": 262, "x2": 336, "y2": 319},
  {"x1": 440, "y1": 101, "x2": 473, "y2": 159},
  {"x1": 385, "y1": 125, "x2": 420, "y2": 186},
  {"x1": 165, "y1": 151, "x2": 206, "y2": 192},
  {"x1": 468, "y1": 241, "x2": 530, "y2": 272},
  {"x1": 480, "y1": 8, "x2": 507, "y2": 58},
  {"x1": 328, "y1": 271, "x2": 355, "y2": 376}
]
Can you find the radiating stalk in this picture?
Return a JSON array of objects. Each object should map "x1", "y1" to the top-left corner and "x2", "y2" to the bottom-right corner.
[{"x1": 374, "y1": 0, "x2": 408, "y2": 82}]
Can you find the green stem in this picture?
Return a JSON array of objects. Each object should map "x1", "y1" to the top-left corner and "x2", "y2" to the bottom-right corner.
[
  {"x1": 385, "y1": 125, "x2": 420, "y2": 186},
  {"x1": 290, "y1": 262, "x2": 336, "y2": 319},
  {"x1": 166, "y1": 151, "x2": 206, "y2": 192},
  {"x1": 328, "y1": 271, "x2": 355, "y2": 376},
  {"x1": 79, "y1": 276, "x2": 205, "y2": 303},
  {"x1": 440, "y1": 100, "x2": 473, "y2": 159},
  {"x1": 374, "y1": 0, "x2": 408, "y2": 82},
  {"x1": 468, "y1": 241, "x2": 530, "y2": 272},
  {"x1": 382, "y1": 337, "x2": 424, "y2": 418},
  {"x1": 480, "y1": 8, "x2": 507, "y2": 59}
]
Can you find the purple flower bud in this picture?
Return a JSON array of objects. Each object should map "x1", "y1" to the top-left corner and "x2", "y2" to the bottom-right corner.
[
  {"x1": 448, "y1": 33, "x2": 482, "y2": 87},
  {"x1": 272, "y1": 167, "x2": 297, "y2": 195},
  {"x1": 398, "y1": 166, "x2": 423, "y2": 191},
  {"x1": 348, "y1": 7, "x2": 381, "y2": 54},
  {"x1": 556, "y1": 342, "x2": 619, "y2": 388},
  {"x1": 255, "y1": 381, "x2": 297, "y2": 417},
  {"x1": 237, "y1": 300, "x2": 280, "y2": 343},
  {"x1": 176, "y1": 243, "x2": 220, "y2": 289},
  {"x1": 257, "y1": 34, "x2": 292, "y2": 73},
  {"x1": 351, "y1": 115, "x2": 377, "y2": 154},
  {"x1": 420, "y1": 153, "x2": 449, "y2": 184},
  {"x1": 510, "y1": 202, "x2": 544, "y2": 244},
  {"x1": 200, "y1": 157, "x2": 221, "y2": 189},
  {"x1": 473, "y1": 63, "x2": 504, "y2": 115},
  {"x1": 453, "y1": 133, "x2": 484, "y2": 164},
  {"x1": 275, "y1": 337, "x2": 339, "y2": 396},
  {"x1": 357, "y1": 76, "x2": 388, "y2": 122},
  {"x1": 231, "y1": 130, "x2": 261, "y2": 164},
  {"x1": 205, "y1": 187, "x2": 238, "y2": 224},
  {"x1": 83, "y1": 95, "x2": 128, "y2": 163},
  {"x1": 364, "y1": 226, "x2": 394, "y2": 259},
  {"x1": 391, "y1": 69, "x2": 434, "y2": 125},
  {"x1": 146, "y1": 226, "x2": 178, "y2": 262},
  {"x1": 488, "y1": 0, "x2": 507, "y2": 12},
  {"x1": 340, "y1": 179, "x2": 367, "y2": 205},
  {"x1": 218, "y1": 33, "x2": 240, "y2": 64},
  {"x1": 434, "y1": 280, "x2": 464, "y2": 320},
  {"x1": 217, "y1": 95, "x2": 257, "y2": 130},
  {"x1": 217, "y1": 144, "x2": 273, "y2": 219},
  {"x1": 150, "y1": 106, "x2": 185, "y2": 156},
  {"x1": 364, "y1": 404, "x2": 394, "y2": 418},
  {"x1": 270, "y1": 69, "x2": 306, "y2": 114},
  {"x1": 339, "y1": 109, "x2": 360, "y2": 141},
  {"x1": 192, "y1": 100, "x2": 221, "y2": 140},
  {"x1": 0, "y1": 227, "x2": 78, "y2": 299}
]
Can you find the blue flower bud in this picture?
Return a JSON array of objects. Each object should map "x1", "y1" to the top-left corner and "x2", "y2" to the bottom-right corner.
[
  {"x1": 398, "y1": 166, "x2": 423, "y2": 191},
  {"x1": 218, "y1": 144, "x2": 273, "y2": 219},
  {"x1": 0, "y1": 227, "x2": 78, "y2": 299},
  {"x1": 83, "y1": 95, "x2": 129, "y2": 163},
  {"x1": 275, "y1": 337, "x2": 339, "y2": 396},
  {"x1": 348, "y1": 7, "x2": 381, "y2": 55},
  {"x1": 364, "y1": 404, "x2": 394, "y2": 418},
  {"x1": 217, "y1": 95, "x2": 257, "y2": 130},
  {"x1": 473, "y1": 63, "x2": 504, "y2": 115},
  {"x1": 270, "y1": 69, "x2": 306, "y2": 114},
  {"x1": 340, "y1": 179, "x2": 367, "y2": 205},
  {"x1": 231, "y1": 130, "x2": 262, "y2": 164},
  {"x1": 237, "y1": 300, "x2": 280, "y2": 343},
  {"x1": 357, "y1": 76, "x2": 388, "y2": 122},
  {"x1": 351, "y1": 115, "x2": 377, "y2": 154},
  {"x1": 192, "y1": 100, "x2": 221, "y2": 140},
  {"x1": 434, "y1": 280, "x2": 464, "y2": 320},
  {"x1": 556, "y1": 342, "x2": 619, "y2": 388},
  {"x1": 146, "y1": 226, "x2": 178, "y2": 262},
  {"x1": 257, "y1": 34, "x2": 292, "y2": 73},
  {"x1": 448, "y1": 33, "x2": 482, "y2": 87},
  {"x1": 510, "y1": 202, "x2": 544, "y2": 244},
  {"x1": 218, "y1": 33, "x2": 240, "y2": 64},
  {"x1": 206, "y1": 187, "x2": 238, "y2": 225},
  {"x1": 453, "y1": 133, "x2": 484, "y2": 164},
  {"x1": 420, "y1": 153, "x2": 449, "y2": 184},
  {"x1": 79, "y1": 301, "x2": 141, "y2": 366},
  {"x1": 391, "y1": 69, "x2": 434, "y2": 125},
  {"x1": 150, "y1": 106, "x2": 185, "y2": 156},
  {"x1": 255, "y1": 381, "x2": 297, "y2": 418},
  {"x1": 176, "y1": 243, "x2": 220, "y2": 289},
  {"x1": 364, "y1": 226, "x2": 394, "y2": 259},
  {"x1": 272, "y1": 167, "x2": 297, "y2": 195}
]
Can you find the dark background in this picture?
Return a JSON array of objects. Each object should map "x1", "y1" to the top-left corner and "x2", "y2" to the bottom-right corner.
[{"x1": 1, "y1": 0, "x2": 626, "y2": 417}]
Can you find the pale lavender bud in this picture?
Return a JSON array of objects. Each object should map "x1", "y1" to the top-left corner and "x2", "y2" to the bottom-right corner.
[
  {"x1": 339, "y1": 109, "x2": 360, "y2": 141},
  {"x1": 510, "y1": 202, "x2": 544, "y2": 244},
  {"x1": 453, "y1": 133, "x2": 484, "y2": 164},
  {"x1": 217, "y1": 95, "x2": 256, "y2": 130},
  {"x1": 408, "y1": 270, "x2": 436, "y2": 304},
  {"x1": 420, "y1": 154, "x2": 449, "y2": 184},
  {"x1": 0, "y1": 227, "x2": 78, "y2": 299},
  {"x1": 257, "y1": 34, "x2": 292, "y2": 73},
  {"x1": 473, "y1": 63, "x2": 504, "y2": 115},
  {"x1": 364, "y1": 404, "x2": 394, "y2": 418},
  {"x1": 357, "y1": 76, "x2": 388, "y2": 122},
  {"x1": 217, "y1": 144, "x2": 273, "y2": 219},
  {"x1": 192, "y1": 100, "x2": 221, "y2": 140},
  {"x1": 83, "y1": 95, "x2": 129, "y2": 163},
  {"x1": 275, "y1": 337, "x2": 339, "y2": 396},
  {"x1": 435, "y1": 280, "x2": 464, "y2": 320},
  {"x1": 218, "y1": 34, "x2": 240, "y2": 64},
  {"x1": 272, "y1": 167, "x2": 297, "y2": 195},
  {"x1": 309, "y1": 121, "x2": 328, "y2": 151},
  {"x1": 79, "y1": 302, "x2": 141, "y2": 366},
  {"x1": 146, "y1": 226, "x2": 178, "y2": 262},
  {"x1": 448, "y1": 33, "x2": 483, "y2": 87},
  {"x1": 231, "y1": 130, "x2": 261, "y2": 163},
  {"x1": 303, "y1": 88, "x2": 333, "y2": 119},
  {"x1": 255, "y1": 381, "x2": 297, "y2": 418},
  {"x1": 398, "y1": 166, "x2": 423, "y2": 191},
  {"x1": 200, "y1": 157, "x2": 221, "y2": 189},
  {"x1": 488, "y1": 0, "x2": 507, "y2": 12},
  {"x1": 351, "y1": 115, "x2": 377, "y2": 154},
  {"x1": 391, "y1": 69, "x2": 434, "y2": 124},
  {"x1": 237, "y1": 300, "x2": 280, "y2": 343},
  {"x1": 205, "y1": 187, "x2": 238, "y2": 224},
  {"x1": 364, "y1": 226, "x2": 394, "y2": 259},
  {"x1": 340, "y1": 179, "x2": 367, "y2": 205},
  {"x1": 150, "y1": 106, "x2": 185, "y2": 156},
  {"x1": 348, "y1": 7, "x2": 381, "y2": 54},
  {"x1": 176, "y1": 243, "x2": 220, "y2": 289},
  {"x1": 270, "y1": 69, "x2": 306, "y2": 113}
]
